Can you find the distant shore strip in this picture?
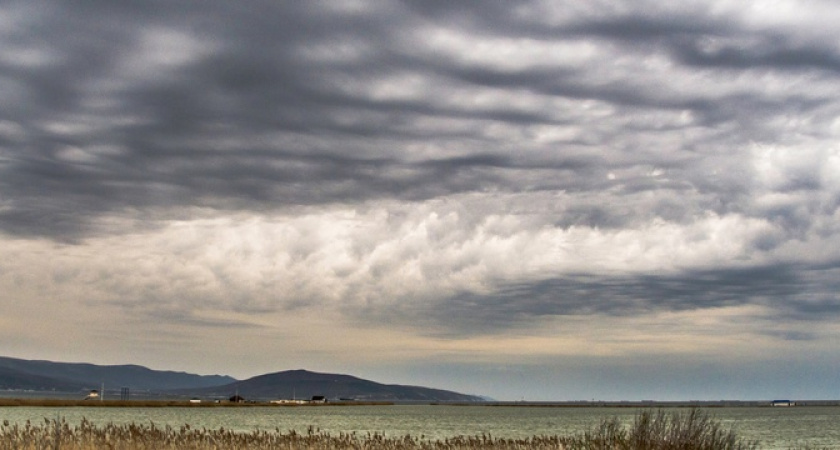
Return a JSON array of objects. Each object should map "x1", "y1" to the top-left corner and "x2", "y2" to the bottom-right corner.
[
  {"x1": 1, "y1": 398, "x2": 839, "y2": 408},
  {"x1": 0, "y1": 398, "x2": 393, "y2": 407}
]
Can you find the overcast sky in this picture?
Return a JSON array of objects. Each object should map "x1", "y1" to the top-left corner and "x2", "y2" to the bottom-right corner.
[{"x1": 2, "y1": 0, "x2": 840, "y2": 401}]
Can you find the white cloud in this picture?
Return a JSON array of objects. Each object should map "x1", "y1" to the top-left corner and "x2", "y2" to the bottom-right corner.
[{"x1": 0, "y1": 194, "x2": 799, "y2": 332}]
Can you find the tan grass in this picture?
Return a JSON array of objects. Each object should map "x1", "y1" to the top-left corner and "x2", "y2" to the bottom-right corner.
[{"x1": 0, "y1": 409, "x2": 759, "y2": 449}]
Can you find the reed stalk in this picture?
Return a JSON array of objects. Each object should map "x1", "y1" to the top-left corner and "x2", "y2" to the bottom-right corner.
[{"x1": 0, "y1": 409, "x2": 758, "y2": 450}]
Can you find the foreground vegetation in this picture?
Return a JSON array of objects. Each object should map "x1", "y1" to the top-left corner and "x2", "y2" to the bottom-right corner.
[{"x1": 0, "y1": 409, "x2": 759, "y2": 449}]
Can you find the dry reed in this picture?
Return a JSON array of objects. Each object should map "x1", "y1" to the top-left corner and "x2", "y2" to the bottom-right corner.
[{"x1": 0, "y1": 409, "x2": 758, "y2": 450}]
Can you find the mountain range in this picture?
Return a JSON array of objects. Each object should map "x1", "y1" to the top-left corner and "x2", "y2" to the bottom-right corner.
[
  {"x1": 0, "y1": 356, "x2": 235, "y2": 392},
  {"x1": 0, "y1": 356, "x2": 483, "y2": 402}
]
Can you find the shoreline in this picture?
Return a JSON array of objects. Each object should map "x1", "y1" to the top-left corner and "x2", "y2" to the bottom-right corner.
[
  {"x1": 0, "y1": 398, "x2": 394, "y2": 407},
  {"x1": 1, "y1": 397, "x2": 839, "y2": 408}
]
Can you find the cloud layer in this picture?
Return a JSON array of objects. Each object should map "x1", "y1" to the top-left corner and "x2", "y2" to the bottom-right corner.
[{"x1": 2, "y1": 0, "x2": 840, "y2": 400}]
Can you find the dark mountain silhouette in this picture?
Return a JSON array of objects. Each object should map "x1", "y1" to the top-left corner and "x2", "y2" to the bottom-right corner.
[
  {"x1": 181, "y1": 369, "x2": 483, "y2": 402},
  {"x1": 0, "y1": 365, "x2": 87, "y2": 392},
  {"x1": 0, "y1": 357, "x2": 484, "y2": 402},
  {"x1": 0, "y1": 356, "x2": 235, "y2": 392}
]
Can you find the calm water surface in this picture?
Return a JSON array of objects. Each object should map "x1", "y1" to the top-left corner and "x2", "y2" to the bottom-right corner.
[{"x1": 1, "y1": 405, "x2": 838, "y2": 449}]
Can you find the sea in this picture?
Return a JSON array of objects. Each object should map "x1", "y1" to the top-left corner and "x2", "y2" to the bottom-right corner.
[{"x1": 1, "y1": 403, "x2": 839, "y2": 449}]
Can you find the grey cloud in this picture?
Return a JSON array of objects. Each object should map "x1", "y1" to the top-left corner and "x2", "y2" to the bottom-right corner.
[
  {"x1": 402, "y1": 1, "x2": 733, "y2": 40},
  {"x1": 1, "y1": 0, "x2": 839, "y2": 249},
  {"x1": 364, "y1": 263, "x2": 836, "y2": 337},
  {"x1": 561, "y1": 15, "x2": 731, "y2": 40},
  {"x1": 144, "y1": 309, "x2": 263, "y2": 330},
  {"x1": 672, "y1": 36, "x2": 840, "y2": 72},
  {"x1": 762, "y1": 330, "x2": 817, "y2": 341}
]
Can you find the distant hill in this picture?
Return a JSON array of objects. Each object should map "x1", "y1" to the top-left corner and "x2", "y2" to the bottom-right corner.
[
  {"x1": 0, "y1": 357, "x2": 483, "y2": 402},
  {"x1": 0, "y1": 356, "x2": 236, "y2": 393},
  {"x1": 180, "y1": 369, "x2": 484, "y2": 402},
  {"x1": 0, "y1": 365, "x2": 87, "y2": 392}
]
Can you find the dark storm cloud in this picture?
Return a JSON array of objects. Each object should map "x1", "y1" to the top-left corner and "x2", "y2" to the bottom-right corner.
[
  {"x1": 2, "y1": 1, "x2": 836, "y2": 241},
  {"x1": 0, "y1": 1, "x2": 497, "y2": 237},
  {"x1": 1, "y1": 139, "x2": 604, "y2": 239},
  {"x1": 371, "y1": 262, "x2": 840, "y2": 337},
  {"x1": 672, "y1": 36, "x2": 840, "y2": 72}
]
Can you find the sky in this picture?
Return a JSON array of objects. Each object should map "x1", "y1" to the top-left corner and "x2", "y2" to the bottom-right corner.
[{"x1": 1, "y1": 0, "x2": 839, "y2": 402}]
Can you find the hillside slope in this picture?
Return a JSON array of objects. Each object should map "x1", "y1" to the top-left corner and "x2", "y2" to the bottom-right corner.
[
  {"x1": 0, "y1": 366, "x2": 87, "y2": 392},
  {"x1": 182, "y1": 369, "x2": 483, "y2": 402},
  {"x1": 0, "y1": 357, "x2": 483, "y2": 402},
  {"x1": 0, "y1": 356, "x2": 235, "y2": 392}
]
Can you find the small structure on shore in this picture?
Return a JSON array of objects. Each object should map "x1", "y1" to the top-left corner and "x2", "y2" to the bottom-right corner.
[
  {"x1": 771, "y1": 400, "x2": 795, "y2": 406},
  {"x1": 270, "y1": 399, "x2": 308, "y2": 405},
  {"x1": 84, "y1": 390, "x2": 99, "y2": 400}
]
